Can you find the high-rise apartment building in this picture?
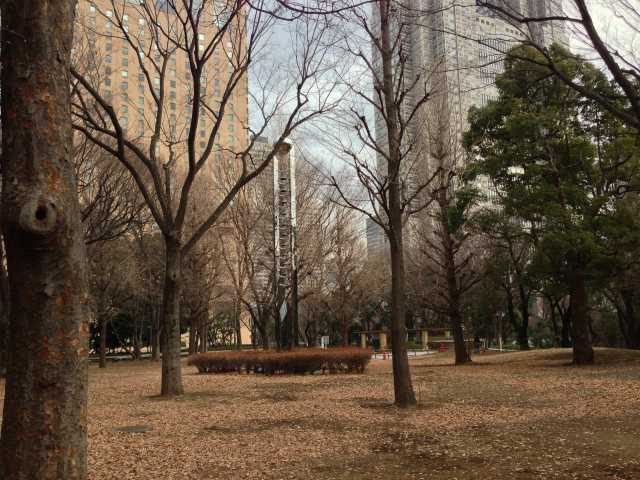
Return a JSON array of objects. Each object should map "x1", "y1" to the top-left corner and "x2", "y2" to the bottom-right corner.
[
  {"x1": 73, "y1": 0, "x2": 251, "y2": 344},
  {"x1": 73, "y1": 0, "x2": 248, "y2": 170}
]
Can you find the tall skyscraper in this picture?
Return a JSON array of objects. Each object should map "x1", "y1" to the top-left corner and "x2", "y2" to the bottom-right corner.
[
  {"x1": 368, "y1": 1, "x2": 566, "y2": 260},
  {"x1": 411, "y1": 1, "x2": 567, "y2": 152}
]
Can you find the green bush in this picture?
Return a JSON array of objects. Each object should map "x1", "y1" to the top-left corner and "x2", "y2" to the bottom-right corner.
[{"x1": 187, "y1": 347, "x2": 373, "y2": 375}]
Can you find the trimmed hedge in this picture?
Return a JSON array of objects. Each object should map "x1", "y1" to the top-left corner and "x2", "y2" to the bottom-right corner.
[{"x1": 187, "y1": 347, "x2": 373, "y2": 375}]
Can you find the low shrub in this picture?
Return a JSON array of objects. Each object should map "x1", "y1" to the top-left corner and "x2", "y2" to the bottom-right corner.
[{"x1": 187, "y1": 347, "x2": 372, "y2": 375}]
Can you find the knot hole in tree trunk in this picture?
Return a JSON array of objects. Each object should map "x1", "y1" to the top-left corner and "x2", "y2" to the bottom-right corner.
[{"x1": 19, "y1": 196, "x2": 58, "y2": 235}]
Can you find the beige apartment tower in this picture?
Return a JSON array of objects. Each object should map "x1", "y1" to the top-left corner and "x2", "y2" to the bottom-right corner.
[{"x1": 73, "y1": 0, "x2": 249, "y2": 169}]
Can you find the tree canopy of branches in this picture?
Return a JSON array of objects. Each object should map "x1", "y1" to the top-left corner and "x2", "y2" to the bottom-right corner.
[{"x1": 72, "y1": 0, "x2": 340, "y2": 395}]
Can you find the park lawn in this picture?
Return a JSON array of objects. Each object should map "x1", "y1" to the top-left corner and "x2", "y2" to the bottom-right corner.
[{"x1": 2, "y1": 348, "x2": 640, "y2": 479}]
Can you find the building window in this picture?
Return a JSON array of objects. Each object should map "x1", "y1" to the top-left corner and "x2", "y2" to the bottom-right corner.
[
  {"x1": 170, "y1": 102, "x2": 176, "y2": 110},
  {"x1": 138, "y1": 84, "x2": 144, "y2": 93},
  {"x1": 121, "y1": 116, "x2": 128, "y2": 126},
  {"x1": 105, "y1": 78, "x2": 111, "y2": 86},
  {"x1": 138, "y1": 18, "x2": 145, "y2": 25},
  {"x1": 106, "y1": 10, "x2": 113, "y2": 17},
  {"x1": 121, "y1": 105, "x2": 128, "y2": 113},
  {"x1": 122, "y1": 58, "x2": 128, "y2": 66},
  {"x1": 122, "y1": 47, "x2": 129, "y2": 55},
  {"x1": 170, "y1": 80, "x2": 176, "y2": 88},
  {"x1": 123, "y1": 14, "x2": 129, "y2": 22},
  {"x1": 138, "y1": 73, "x2": 145, "y2": 81},
  {"x1": 120, "y1": 81, "x2": 128, "y2": 90},
  {"x1": 106, "y1": 42, "x2": 112, "y2": 51},
  {"x1": 121, "y1": 70, "x2": 128, "y2": 77},
  {"x1": 153, "y1": 77, "x2": 160, "y2": 85},
  {"x1": 105, "y1": 55, "x2": 112, "y2": 63}
]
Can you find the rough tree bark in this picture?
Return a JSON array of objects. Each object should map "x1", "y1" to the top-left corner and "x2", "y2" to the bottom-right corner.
[
  {"x1": 161, "y1": 237, "x2": 183, "y2": 395},
  {"x1": 151, "y1": 304, "x2": 161, "y2": 361},
  {"x1": 569, "y1": 269, "x2": 594, "y2": 364},
  {"x1": 0, "y1": 0, "x2": 89, "y2": 478},
  {"x1": 388, "y1": 227, "x2": 417, "y2": 406},
  {"x1": 0, "y1": 237, "x2": 9, "y2": 376}
]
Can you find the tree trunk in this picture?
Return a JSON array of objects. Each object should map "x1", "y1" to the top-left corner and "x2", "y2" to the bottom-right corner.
[
  {"x1": 133, "y1": 327, "x2": 141, "y2": 360},
  {"x1": 506, "y1": 288, "x2": 517, "y2": 338},
  {"x1": 341, "y1": 313, "x2": 349, "y2": 347},
  {"x1": 0, "y1": 1, "x2": 89, "y2": 477},
  {"x1": 161, "y1": 237, "x2": 184, "y2": 396},
  {"x1": 442, "y1": 214, "x2": 471, "y2": 365},
  {"x1": 388, "y1": 228, "x2": 417, "y2": 407},
  {"x1": 255, "y1": 310, "x2": 270, "y2": 349},
  {"x1": 380, "y1": 0, "x2": 416, "y2": 408},
  {"x1": 517, "y1": 286, "x2": 530, "y2": 350},
  {"x1": 199, "y1": 315, "x2": 208, "y2": 353},
  {"x1": 0, "y1": 237, "x2": 10, "y2": 376},
  {"x1": 619, "y1": 290, "x2": 640, "y2": 349},
  {"x1": 151, "y1": 305, "x2": 160, "y2": 361},
  {"x1": 569, "y1": 269, "x2": 594, "y2": 364},
  {"x1": 235, "y1": 300, "x2": 242, "y2": 350},
  {"x1": 99, "y1": 318, "x2": 108, "y2": 369},
  {"x1": 188, "y1": 323, "x2": 197, "y2": 355},
  {"x1": 548, "y1": 299, "x2": 559, "y2": 345},
  {"x1": 561, "y1": 303, "x2": 572, "y2": 348}
]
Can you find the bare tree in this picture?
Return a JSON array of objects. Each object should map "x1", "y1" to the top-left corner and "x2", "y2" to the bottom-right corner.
[
  {"x1": 324, "y1": 0, "x2": 442, "y2": 407},
  {"x1": 75, "y1": 136, "x2": 149, "y2": 244},
  {"x1": 88, "y1": 236, "x2": 146, "y2": 368},
  {"x1": 71, "y1": 0, "x2": 340, "y2": 395},
  {"x1": 0, "y1": 0, "x2": 90, "y2": 477},
  {"x1": 219, "y1": 150, "x2": 332, "y2": 348},
  {"x1": 322, "y1": 205, "x2": 367, "y2": 345},
  {"x1": 408, "y1": 101, "x2": 482, "y2": 364}
]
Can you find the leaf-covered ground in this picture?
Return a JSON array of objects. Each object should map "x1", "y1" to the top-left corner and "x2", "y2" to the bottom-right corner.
[{"x1": 2, "y1": 348, "x2": 640, "y2": 479}]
